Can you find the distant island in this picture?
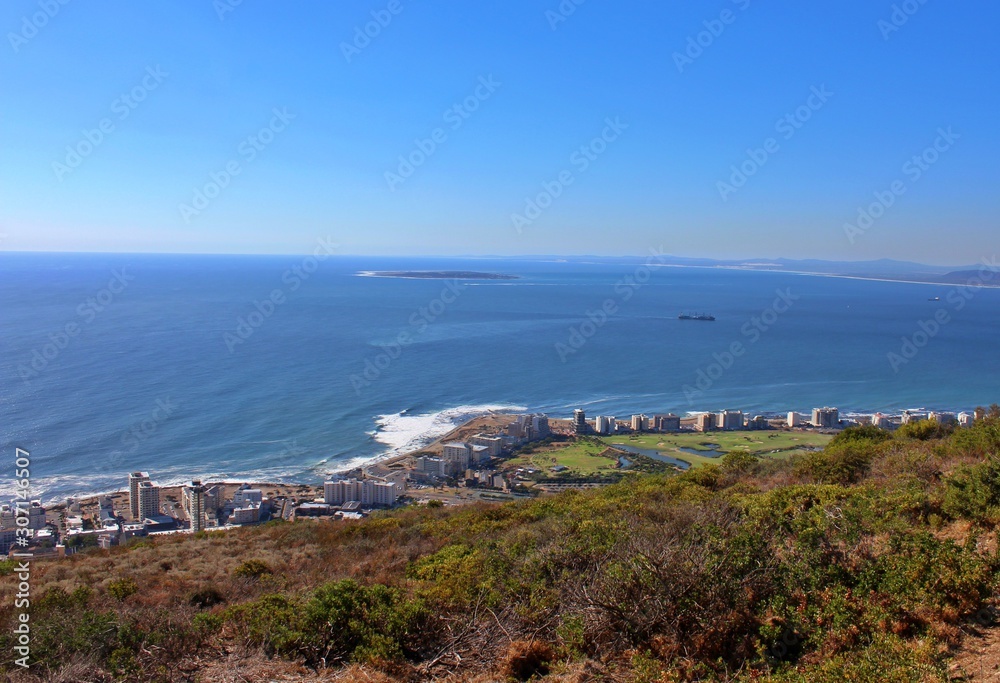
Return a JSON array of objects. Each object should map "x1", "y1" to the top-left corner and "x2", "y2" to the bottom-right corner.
[{"x1": 361, "y1": 270, "x2": 520, "y2": 280}]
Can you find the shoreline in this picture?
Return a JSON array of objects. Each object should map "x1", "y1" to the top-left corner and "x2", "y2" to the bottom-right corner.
[
  {"x1": 651, "y1": 263, "x2": 1000, "y2": 289},
  {"x1": 28, "y1": 403, "x2": 981, "y2": 508}
]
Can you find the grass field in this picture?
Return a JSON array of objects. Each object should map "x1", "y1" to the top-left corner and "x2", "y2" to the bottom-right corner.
[
  {"x1": 504, "y1": 439, "x2": 620, "y2": 476},
  {"x1": 600, "y1": 430, "x2": 833, "y2": 467}
]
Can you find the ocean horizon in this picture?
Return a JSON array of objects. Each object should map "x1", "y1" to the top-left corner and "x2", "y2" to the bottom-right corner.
[{"x1": 3, "y1": 251, "x2": 998, "y2": 503}]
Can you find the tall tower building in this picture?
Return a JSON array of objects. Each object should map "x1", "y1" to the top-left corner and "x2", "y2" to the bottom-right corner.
[
  {"x1": 183, "y1": 480, "x2": 206, "y2": 533},
  {"x1": 128, "y1": 472, "x2": 151, "y2": 519},
  {"x1": 136, "y1": 480, "x2": 160, "y2": 521}
]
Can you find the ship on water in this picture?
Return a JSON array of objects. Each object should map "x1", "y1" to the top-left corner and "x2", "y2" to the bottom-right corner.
[{"x1": 678, "y1": 313, "x2": 716, "y2": 321}]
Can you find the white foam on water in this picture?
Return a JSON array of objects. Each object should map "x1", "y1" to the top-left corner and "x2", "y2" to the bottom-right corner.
[{"x1": 370, "y1": 403, "x2": 528, "y2": 457}]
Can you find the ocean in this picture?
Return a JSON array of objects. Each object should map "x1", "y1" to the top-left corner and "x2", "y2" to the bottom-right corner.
[{"x1": 2, "y1": 252, "x2": 999, "y2": 502}]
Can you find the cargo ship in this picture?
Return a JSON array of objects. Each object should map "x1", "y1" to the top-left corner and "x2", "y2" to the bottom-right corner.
[{"x1": 678, "y1": 313, "x2": 716, "y2": 321}]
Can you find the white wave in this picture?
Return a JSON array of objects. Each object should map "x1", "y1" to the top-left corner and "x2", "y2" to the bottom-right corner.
[{"x1": 369, "y1": 403, "x2": 527, "y2": 457}]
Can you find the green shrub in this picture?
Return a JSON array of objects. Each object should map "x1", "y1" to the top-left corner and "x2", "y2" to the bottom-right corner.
[
  {"x1": 943, "y1": 456, "x2": 1000, "y2": 523},
  {"x1": 233, "y1": 559, "x2": 272, "y2": 579},
  {"x1": 108, "y1": 576, "x2": 138, "y2": 602},
  {"x1": 794, "y1": 442, "x2": 878, "y2": 484}
]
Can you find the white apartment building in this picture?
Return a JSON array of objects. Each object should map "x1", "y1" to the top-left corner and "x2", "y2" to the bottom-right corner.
[
  {"x1": 136, "y1": 480, "x2": 160, "y2": 521},
  {"x1": 233, "y1": 485, "x2": 263, "y2": 508},
  {"x1": 469, "y1": 435, "x2": 504, "y2": 457},
  {"x1": 594, "y1": 416, "x2": 617, "y2": 435},
  {"x1": 323, "y1": 479, "x2": 401, "y2": 507},
  {"x1": 812, "y1": 407, "x2": 839, "y2": 428},
  {"x1": 128, "y1": 471, "x2": 151, "y2": 518},
  {"x1": 717, "y1": 410, "x2": 744, "y2": 431},
  {"x1": 442, "y1": 442, "x2": 472, "y2": 475},
  {"x1": 630, "y1": 415, "x2": 649, "y2": 432},
  {"x1": 417, "y1": 456, "x2": 448, "y2": 478}
]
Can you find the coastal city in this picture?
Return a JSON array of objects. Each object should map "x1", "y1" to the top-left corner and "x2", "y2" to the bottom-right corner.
[{"x1": 2, "y1": 405, "x2": 983, "y2": 561}]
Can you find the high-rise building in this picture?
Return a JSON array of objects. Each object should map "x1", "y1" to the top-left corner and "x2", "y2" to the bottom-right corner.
[
  {"x1": 417, "y1": 456, "x2": 448, "y2": 477},
  {"x1": 717, "y1": 410, "x2": 744, "y2": 431},
  {"x1": 323, "y1": 479, "x2": 401, "y2": 506},
  {"x1": 532, "y1": 414, "x2": 551, "y2": 437},
  {"x1": 442, "y1": 442, "x2": 472, "y2": 475},
  {"x1": 630, "y1": 415, "x2": 649, "y2": 432},
  {"x1": 470, "y1": 435, "x2": 504, "y2": 457},
  {"x1": 573, "y1": 409, "x2": 588, "y2": 434},
  {"x1": 958, "y1": 412, "x2": 975, "y2": 428},
  {"x1": 812, "y1": 407, "x2": 839, "y2": 428},
  {"x1": 654, "y1": 414, "x2": 681, "y2": 432},
  {"x1": 183, "y1": 480, "x2": 206, "y2": 533},
  {"x1": 787, "y1": 412, "x2": 802, "y2": 427},
  {"x1": 594, "y1": 416, "x2": 613, "y2": 435},
  {"x1": 695, "y1": 413, "x2": 715, "y2": 432},
  {"x1": 136, "y1": 480, "x2": 160, "y2": 521},
  {"x1": 128, "y1": 471, "x2": 151, "y2": 519}
]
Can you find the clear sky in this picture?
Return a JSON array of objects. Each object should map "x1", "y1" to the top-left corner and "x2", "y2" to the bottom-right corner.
[{"x1": 1, "y1": 1, "x2": 997, "y2": 264}]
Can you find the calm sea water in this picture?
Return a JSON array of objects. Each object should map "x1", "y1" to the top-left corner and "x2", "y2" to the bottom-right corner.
[{"x1": 2, "y1": 252, "x2": 998, "y2": 502}]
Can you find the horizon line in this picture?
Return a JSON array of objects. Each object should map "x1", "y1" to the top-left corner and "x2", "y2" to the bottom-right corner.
[{"x1": 0, "y1": 249, "x2": 976, "y2": 270}]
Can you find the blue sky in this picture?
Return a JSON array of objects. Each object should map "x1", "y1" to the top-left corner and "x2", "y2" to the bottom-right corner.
[{"x1": 1, "y1": 0, "x2": 997, "y2": 264}]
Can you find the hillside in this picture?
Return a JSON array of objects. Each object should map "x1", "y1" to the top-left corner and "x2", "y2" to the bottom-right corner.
[{"x1": 5, "y1": 416, "x2": 1000, "y2": 682}]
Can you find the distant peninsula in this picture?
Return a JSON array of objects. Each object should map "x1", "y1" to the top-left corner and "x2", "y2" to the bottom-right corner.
[{"x1": 361, "y1": 270, "x2": 520, "y2": 280}]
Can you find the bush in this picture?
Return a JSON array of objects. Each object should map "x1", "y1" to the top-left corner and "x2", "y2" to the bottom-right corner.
[
  {"x1": 108, "y1": 576, "x2": 138, "y2": 602},
  {"x1": 943, "y1": 456, "x2": 1000, "y2": 523},
  {"x1": 233, "y1": 559, "x2": 272, "y2": 579},
  {"x1": 225, "y1": 580, "x2": 427, "y2": 666},
  {"x1": 302, "y1": 580, "x2": 427, "y2": 664},
  {"x1": 794, "y1": 441, "x2": 879, "y2": 484},
  {"x1": 896, "y1": 419, "x2": 952, "y2": 441}
]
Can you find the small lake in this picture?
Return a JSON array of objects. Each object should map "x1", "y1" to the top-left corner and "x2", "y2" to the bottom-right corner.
[
  {"x1": 612, "y1": 444, "x2": 690, "y2": 470},
  {"x1": 678, "y1": 445, "x2": 726, "y2": 458}
]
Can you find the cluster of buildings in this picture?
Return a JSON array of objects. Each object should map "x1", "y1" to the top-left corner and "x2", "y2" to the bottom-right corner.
[
  {"x1": 0, "y1": 500, "x2": 49, "y2": 556},
  {"x1": 412, "y1": 414, "x2": 550, "y2": 484},
  {"x1": 573, "y1": 405, "x2": 979, "y2": 435}
]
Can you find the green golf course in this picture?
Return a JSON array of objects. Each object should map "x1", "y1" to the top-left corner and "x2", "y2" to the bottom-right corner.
[{"x1": 600, "y1": 430, "x2": 833, "y2": 467}]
